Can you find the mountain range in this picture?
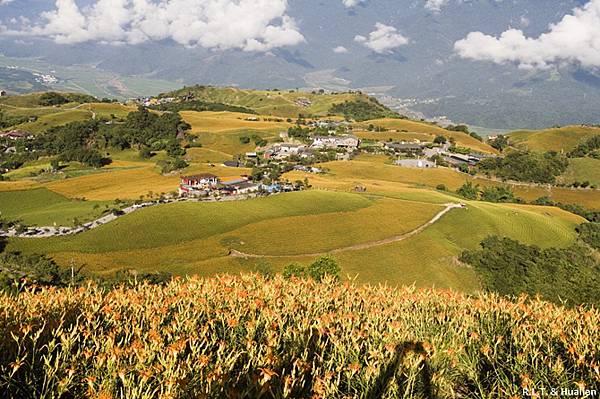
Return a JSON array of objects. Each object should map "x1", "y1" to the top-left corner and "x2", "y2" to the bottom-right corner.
[{"x1": 0, "y1": 0, "x2": 599, "y2": 129}]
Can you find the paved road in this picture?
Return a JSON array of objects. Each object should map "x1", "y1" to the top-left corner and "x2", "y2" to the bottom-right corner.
[{"x1": 230, "y1": 203, "x2": 465, "y2": 258}]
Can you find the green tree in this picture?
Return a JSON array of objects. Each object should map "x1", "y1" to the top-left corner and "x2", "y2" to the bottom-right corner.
[
  {"x1": 480, "y1": 186, "x2": 517, "y2": 203},
  {"x1": 456, "y1": 181, "x2": 479, "y2": 200},
  {"x1": 283, "y1": 263, "x2": 306, "y2": 279},
  {"x1": 308, "y1": 256, "x2": 341, "y2": 282},
  {"x1": 490, "y1": 135, "x2": 509, "y2": 152},
  {"x1": 434, "y1": 135, "x2": 447, "y2": 145}
]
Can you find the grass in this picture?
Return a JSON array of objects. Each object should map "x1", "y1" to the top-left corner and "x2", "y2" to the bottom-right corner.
[
  {"x1": 7, "y1": 190, "x2": 583, "y2": 291},
  {"x1": 181, "y1": 111, "x2": 291, "y2": 133},
  {"x1": 168, "y1": 86, "x2": 363, "y2": 117},
  {"x1": 558, "y1": 157, "x2": 600, "y2": 186},
  {"x1": 315, "y1": 158, "x2": 600, "y2": 209},
  {"x1": 355, "y1": 118, "x2": 497, "y2": 153},
  {"x1": 43, "y1": 166, "x2": 180, "y2": 201},
  {"x1": 11, "y1": 109, "x2": 92, "y2": 133},
  {"x1": 9, "y1": 191, "x2": 372, "y2": 254},
  {"x1": 87, "y1": 102, "x2": 137, "y2": 119},
  {"x1": 0, "y1": 188, "x2": 108, "y2": 226},
  {"x1": 508, "y1": 125, "x2": 600, "y2": 152},
  {"x1": 2, "y1": 275, "x2": 598, "y2": 397}
]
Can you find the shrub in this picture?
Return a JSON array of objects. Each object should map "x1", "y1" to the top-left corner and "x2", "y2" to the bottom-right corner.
[
  {"x1": 254, "y1": 260, "x2": 274, "y2": 279},
  {"x1": 480, "y1": 186, "x2": 517, "y2": 203},
  {"x1": 283, "y1": 262, "x2": 306, "y2": 279},
  {"x1": 456, "y1": 181, "x2": 479, "y2": 200},
  {"x1": 308, "y1": 256, "x2": 340, "y2": 282}
]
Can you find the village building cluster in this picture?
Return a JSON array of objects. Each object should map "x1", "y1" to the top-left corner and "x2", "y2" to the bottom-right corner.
[{"x1": 178, "y1": 173, "x2": 299, "y2": 199}]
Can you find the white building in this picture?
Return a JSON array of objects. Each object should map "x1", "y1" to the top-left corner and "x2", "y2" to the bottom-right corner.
[{"x1": 311, "y1": 135, "x2": 360, "y2": 150}]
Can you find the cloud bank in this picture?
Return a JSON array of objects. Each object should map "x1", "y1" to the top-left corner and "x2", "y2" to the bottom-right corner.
[
  {"x1": 454, "y1": 0, "x2": 600, "y2": 69},
  {"x1": 1, "y1": 0, "x2": 304, "y2": 51},
  {"x1": 354, "y1": 23, "x2": 409, "y2": 54}
]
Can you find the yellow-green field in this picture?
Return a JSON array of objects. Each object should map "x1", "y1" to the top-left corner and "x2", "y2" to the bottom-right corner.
[
  {"x1": 508, "y1": 125, "x2": 600, "y2": 152},
  {"x1": 171, "y1": 86, "x2": 363, "y2": 118},
  {"x1": 0, "y1": 188, "x2": 109, "y2": 226},
  {"x1": 181, "y1": 111, "x2": 291, "y2": 133},
  {"x1": 43, "y1": 166, "x2": 179, "y2": 201},
  {"x1": 7, "y1": 189, "x2": 583, "y2": 291},
  {"x1": 355, "y1": 118, "x2": 497, "y2": 154},
  {"x1": 558, "y1": 157, "x2": 600, "y2": 187},
  {"x1": 300, "y1": 158, "x2": 600, "y2": 209},
  {"x1": 9, "y1": 109, "x2": 92, "y2": 133}
]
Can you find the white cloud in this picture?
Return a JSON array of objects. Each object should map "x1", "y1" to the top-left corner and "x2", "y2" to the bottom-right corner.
[
  {"x1": 333, "y1": 46, "x2": 349, "y2": 54},
  {"x1": 424, "y1": 0, "x2": 449, "y2": 12},
  {"x1": 342, "y1": 0, "x2": 366, "y2": 7},
  {"x1": 0, "y1": 0, "x2": 14, "y2": 5},
  {"x1": 354, "y1": 23, "x2": 409, "y2": 54},
  {"x1": 454, "y1": 0, "x2": 600, "y2": 70},
  {"x1": 1, "y1": 0, "x2": 305, "y2": 51}
]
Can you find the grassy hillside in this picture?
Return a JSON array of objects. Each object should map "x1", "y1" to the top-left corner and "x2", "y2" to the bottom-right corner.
[
  {"x1": 9, "y1": 109, "x2": 92, "y2": 134},
  {"x1": 559, "y1": 157, "x2": 600, "y2": 187},
  {"x1": 164, "y1": 86, "x2": 391, "y2": 119},
  {"x1": 308, "y1": 156, "x2": 600, "y2": 209},
  {"x1": 355, "y1": 118, "x2": 497, "y2": 153},
  {"x1": 1, "y1": 275, "x2": 597, "y2": 398},
  {"x1": 0, "y1": 188, "x2": 108, "y2": 226},
  {"x1": 181, "y1": 111, "x2": 291, "y2": 133},
  {"x1": 508, "y1": 125, "x2": 600, "y2": 152},
  {"x1": 7, "y1": 189, "x2": 583, "y2": 291}
]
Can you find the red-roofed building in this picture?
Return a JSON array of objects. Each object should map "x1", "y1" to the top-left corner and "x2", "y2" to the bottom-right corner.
[
  {"x1": 0, "y1": 130, "x2": 33, "y2": 140},
  {"x1": 179, "y1": 173, "x2": 219, "y2": 197}
]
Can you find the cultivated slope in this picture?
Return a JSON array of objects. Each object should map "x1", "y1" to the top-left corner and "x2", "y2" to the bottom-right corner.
[{"x1": 1, "y1": 275, "x2": 597, "y2": 398}]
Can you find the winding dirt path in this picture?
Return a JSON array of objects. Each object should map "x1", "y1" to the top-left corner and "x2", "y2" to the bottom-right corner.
[{"x1": 230, "y1": 203, "x2": 465, "y2": 259}]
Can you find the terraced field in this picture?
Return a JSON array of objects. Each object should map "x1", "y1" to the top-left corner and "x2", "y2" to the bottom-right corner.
[{"x1": 508, "y1": 125, "x2": 600, "y2": 152}]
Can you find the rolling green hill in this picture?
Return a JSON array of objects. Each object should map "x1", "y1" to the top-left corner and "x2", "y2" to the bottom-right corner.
[
  {"x1": 558, "y1": 157, "x2": 600, "y2": 187},
  {"x1": 162, "y1": 85, "x2": 397, "y2": 119},
  {"x1": 6, "y1": 189, "x2": 583, "y2": 291},
  {"x1": 0, "y1": 188, "x2": 108, "y2": 226},
  {"x1": 507, "y1": 125, "x2": 600, "y2": 152}
]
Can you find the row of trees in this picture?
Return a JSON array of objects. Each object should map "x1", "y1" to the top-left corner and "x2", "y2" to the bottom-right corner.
[
  {"x1": 329, "y1": 99, "x2": 401, "y2": 122},
  {"x1": 477, "y1": 150, "x2": 569, "y2": 184}
]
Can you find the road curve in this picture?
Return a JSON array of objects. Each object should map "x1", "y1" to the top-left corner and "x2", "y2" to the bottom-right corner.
[{"x1": 230, "y1": 203, "x2": 465, "y2": 259}]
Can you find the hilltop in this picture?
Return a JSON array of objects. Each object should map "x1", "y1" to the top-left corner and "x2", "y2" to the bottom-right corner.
[
  {"x1": 507, "y1": 125, "x2": 600, "y2": 153},
  {"x1": 1, "y1": 275, "x2": 598, "y2": 398},
  {"x1": 161, "y1": 85, "x2": 399, "y2": 120}
]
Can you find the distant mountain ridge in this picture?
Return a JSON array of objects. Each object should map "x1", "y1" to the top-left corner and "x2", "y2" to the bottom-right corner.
[{"x1": 0, "y1": 0, "x2": 598, "y2": 129}]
